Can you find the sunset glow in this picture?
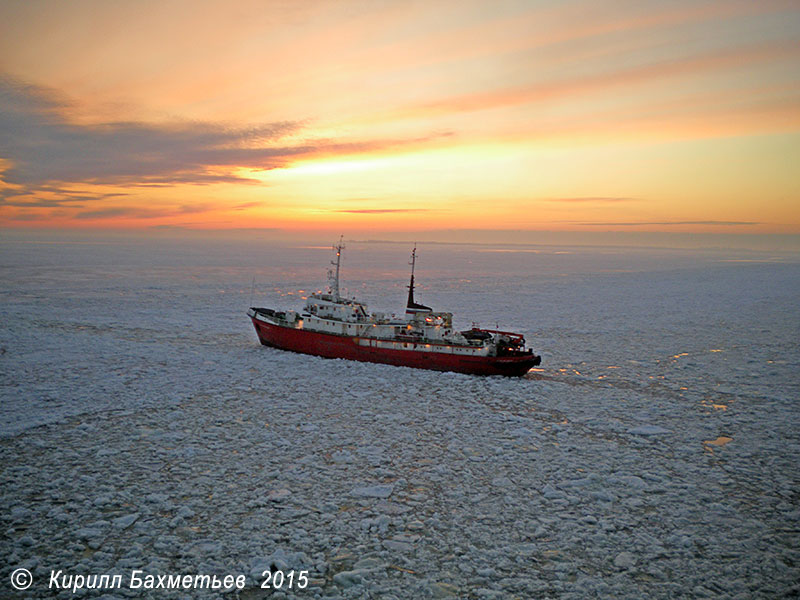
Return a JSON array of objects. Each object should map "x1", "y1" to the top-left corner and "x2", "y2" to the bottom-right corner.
[{"x1": 1, "y1": 0, "x2": 798, "y2": 238}]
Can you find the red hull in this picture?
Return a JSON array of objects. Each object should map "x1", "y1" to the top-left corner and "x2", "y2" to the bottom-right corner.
[{"x1": 250, "y1": 318, "x2": 538, "y2": 376}]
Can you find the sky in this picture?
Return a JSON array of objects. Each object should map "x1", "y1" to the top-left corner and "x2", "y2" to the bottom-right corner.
[{"x1": 0, "y1": 0, "x2": 798, "y2": 241}]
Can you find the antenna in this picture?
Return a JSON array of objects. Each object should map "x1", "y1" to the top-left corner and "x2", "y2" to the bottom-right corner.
[{"x1": 327, "y1": 235, "x2": 345, "y2": 300}]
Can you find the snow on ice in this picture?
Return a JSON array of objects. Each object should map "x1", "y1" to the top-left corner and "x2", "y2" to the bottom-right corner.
[{"x1": 1, "y1": 237, "x2": 799, "y2": 598}]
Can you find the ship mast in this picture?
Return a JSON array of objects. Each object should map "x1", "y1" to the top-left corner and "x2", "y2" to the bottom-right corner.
[
  {"x1": 407, "y1": 245, "x2": 417, "y2": 309},
  {"x1": 327, "y1": 236, "x2": 345, "y2": 301},
  {"x1": 406, "y1": 245, "x2": 432, "y2": 315}
]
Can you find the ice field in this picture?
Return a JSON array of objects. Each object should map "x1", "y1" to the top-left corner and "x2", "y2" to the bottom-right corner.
[{"x1": 1, "y1": 236, "x2": 798, "y2": 598}]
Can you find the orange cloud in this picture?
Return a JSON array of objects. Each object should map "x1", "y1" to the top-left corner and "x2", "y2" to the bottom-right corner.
[
  {"x1": 546, "y1": 197, "x2": 638, "y2": 204},
  {"x1": 385, "y1": 41, "x2": 799, "y2": 120},
  {"x1": 333, "y1": 208, "x2": 432, "y2": 214}
]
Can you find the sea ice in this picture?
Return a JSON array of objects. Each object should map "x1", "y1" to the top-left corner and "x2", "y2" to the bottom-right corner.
[
  {"x1": 1, "y1": 238, "x2": 798, "y2": 598},
  {"x1": 627, "y1": 425, "x2": 671, "y2": 435}
]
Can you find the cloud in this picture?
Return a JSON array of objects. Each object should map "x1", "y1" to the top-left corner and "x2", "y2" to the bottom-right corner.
[
  {"x1": 333, "y1": 208, "x2": 432, "y2": 214},
  {"x1": 74, "y1": 203, "x2": 213, "y2": 220},
  {"x1": 579, "y1": 220, "x2": 761, "y2": 226},
  {"x1": 74, "y1": 207, "x2": 165, "y2": 220},
  {"x1": 0, "y1": 76, "x2": 302, "y2": 187},
  {"x1": 5, "y1": 212, "x2": 49, "y2": 221},
  {"x1": 0, "y1": 76, "x2": 454, "y2": 203},
  {"x1": 232, "y1": 201, "x2": 263, "y2": 210},
  {"x1": 390, "y1": 41, "x2": 799, "y2": 120},
  {"x1": 0, "y1": 189, "x2": 128, "y2": 207},
  {"x1": 547, "y1": 197, "x2": 637, "y2": 204}
]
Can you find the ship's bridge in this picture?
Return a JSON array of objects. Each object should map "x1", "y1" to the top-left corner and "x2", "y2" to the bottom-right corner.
[
  {"x1": 412, "y1": 311, "x2": 453, "y2": 328},
  {"x1": 305, "y1": 292, "x2": 368, "y2": 323}
]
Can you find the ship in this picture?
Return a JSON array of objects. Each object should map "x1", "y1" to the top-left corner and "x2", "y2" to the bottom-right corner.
[{"x1": 247, "y1": 239, "x2": 541, "y2": 376}]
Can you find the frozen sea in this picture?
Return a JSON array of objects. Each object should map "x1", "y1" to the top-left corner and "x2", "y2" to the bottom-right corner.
[{"x1": 1, "y1": 235, "x2": 799, "y2": 599}]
